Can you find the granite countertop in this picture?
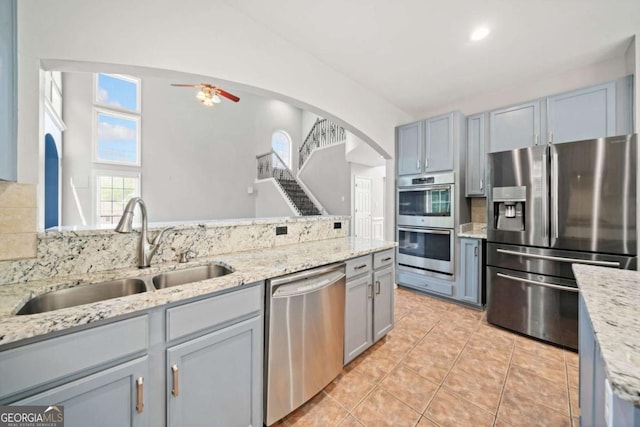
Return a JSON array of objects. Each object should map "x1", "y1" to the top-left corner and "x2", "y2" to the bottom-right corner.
[
  {"x1": 573, "y1": 264, "x2": 640, "y2": 407},
  {"x1": 0, "y1": 237, "x2": 396, "y2": 346},
  {"x1": 458, "y1": 222, "x2": 487, "y2": 239}
]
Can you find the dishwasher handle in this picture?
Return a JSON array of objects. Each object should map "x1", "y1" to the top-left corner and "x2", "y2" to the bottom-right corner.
[{"x1": 272, "y1": 270, "x2": 345, "y2": 298}]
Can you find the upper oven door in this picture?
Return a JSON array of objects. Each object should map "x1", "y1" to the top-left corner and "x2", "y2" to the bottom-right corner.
[
  {"x1": 397, "y1": 227, "x2": 454, "y2": 275},
  {"x1": 397, "y1": 185, "x2": 455, "y2": 228}
]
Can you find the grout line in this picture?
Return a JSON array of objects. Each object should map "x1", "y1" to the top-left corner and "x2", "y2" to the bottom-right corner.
[{"x1": 493, "y1": 336, "x2": 516, "y2": 427}]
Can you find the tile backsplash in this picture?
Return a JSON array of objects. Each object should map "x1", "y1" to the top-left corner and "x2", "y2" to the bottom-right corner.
[
  {"x1": 471, "y1": 197, "x2": 487, "y2": 224},
  {"x1": 0, "y1": 215, "x2": 350, "y2": 286},
  {"x1": 0, "y1": 183, "x2": 37, "y2": 261}
]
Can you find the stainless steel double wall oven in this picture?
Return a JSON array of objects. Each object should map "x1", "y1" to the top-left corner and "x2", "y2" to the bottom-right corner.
[
  {"x1": 487, "y1": 135, "x2": 637, "y2": 349},
  {"x1": 397, "y1": 172, "x2": 456, "y2": 279}
]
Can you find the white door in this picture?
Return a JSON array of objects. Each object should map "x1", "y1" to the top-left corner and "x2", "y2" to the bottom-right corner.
[{"x1": 354, "y1": 176, "x2": 372, "y2": 238}]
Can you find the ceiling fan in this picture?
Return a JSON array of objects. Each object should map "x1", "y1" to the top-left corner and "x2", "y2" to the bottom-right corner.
[{"x1": 171, "y1": 83, "x2": 240, "y2": 107}]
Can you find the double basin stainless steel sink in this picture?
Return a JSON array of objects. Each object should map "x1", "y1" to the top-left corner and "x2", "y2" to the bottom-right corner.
[{"x1": 16, "y1": 263, "x2": 233, "y2": 315}]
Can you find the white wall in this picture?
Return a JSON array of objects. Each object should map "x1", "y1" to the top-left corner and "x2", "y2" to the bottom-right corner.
[
  {"x1": 345, "y1": 133, "x2": 386, "y2": 167},
  {"x1": 254, "y1": 179, "x2": 296, "y2": 217},
  {"x1": 60, "y1": 71, "x2": 303, "y2": 225},
  {"x1": 418, "y1": 55, "x2": 631, "y2": 118},
  {"x1": 298, "y1": 144, "x2": 351, "y2": 215}
]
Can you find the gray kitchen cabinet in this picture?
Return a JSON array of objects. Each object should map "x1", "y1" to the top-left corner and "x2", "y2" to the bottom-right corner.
[
  {"x1": 458, "y1": 238, "x2": 485, "y2": 306},
  {"x1": 465, "y1": 113, "x2": 487, "y2": 196},
  {"x1": 166, "y1": 316, "x2": 262, "y2": 427},
  {"x1": 579, "y1": 295, "x2": 640, "y2": 426},
  {"x1": 372, "y1": 265, "x2": 394, "y2": 341},
  {"x1": 424, "y1": 113, "x2": 454, "y2": 172},
  {"x1": 344, "y1": 250, "x2": 395, "y2": 365},
  {"x1": 548, "y1": 76, "x2": 633, "y2": 144},
  {"x1": 396, "y1": 121, "x2": 423, "y2": 176},
  {"x1": 344, "y1": 274, "x2": 373, "y2": 364},
  {"x1": 0, "y1": 0, "x2": 17, "y2": 181},
  {"x1": 489, "y1": 100, "x2": 543, "y2": 153},
  {"x1": 15, "y1": 357, "x2": 149, "y2": 427},
  {"x1": 547, "y1": 81, "x2": 615, "y2": 144}
]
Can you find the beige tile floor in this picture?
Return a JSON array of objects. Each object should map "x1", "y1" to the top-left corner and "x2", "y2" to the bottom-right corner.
[{"x1": 275, "y1": 287, "x2": 579, "y2": 427}]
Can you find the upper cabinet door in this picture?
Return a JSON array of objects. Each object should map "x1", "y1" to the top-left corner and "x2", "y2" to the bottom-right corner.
[
  {"x1": 425, "y1": 113, "x2": 454, "y2": 172},
  {"x1": 489, "y1": 101, "x2": 542, "y2": 153},
  {"x1": 396, "y1": 122, "x2": 423, "y2": 176},
  {"x1": 0, "y1": 0, "x2": 17, "y2": 181},
  {"x1": 547, "y1": 81, "x2": 615, "y2": 144},
  {"x1": 466, "y1": 113, "x2": 486, "y2": 196}
]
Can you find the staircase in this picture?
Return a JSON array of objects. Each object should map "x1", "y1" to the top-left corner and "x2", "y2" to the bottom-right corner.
[{"x1": 256, "y1": 151, "x2": 321, "y2": 216}]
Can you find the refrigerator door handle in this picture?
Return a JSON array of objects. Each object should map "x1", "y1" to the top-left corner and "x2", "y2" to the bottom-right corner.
[
  {"x1": 551, "y1": 150, "x2": 559, "y2": 240},
  {"x1": 497, "y1": 272, "x2": 579, "y2": 293},
  {"x1": 496, "y1": 248, "x2": 621, "y2": 267}
]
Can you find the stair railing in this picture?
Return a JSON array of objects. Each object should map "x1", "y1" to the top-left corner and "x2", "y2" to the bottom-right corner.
[{"x1": 298, "y1": 118, "x2": 347, "y2": 168}]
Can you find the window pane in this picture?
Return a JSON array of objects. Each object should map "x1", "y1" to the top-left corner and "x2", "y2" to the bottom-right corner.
[
  {"x1": 96, "y1": 112, "x2": 139, "y2": 164},
  {"x1": 271, "y1": 131, "x2": 291, "y2": 168},
  {"x1": 97, "y1": 74, "x2": 138, "y2": 111},
  {"x1": 97, "y1": 174, "x2": 140, "y2": 226}
]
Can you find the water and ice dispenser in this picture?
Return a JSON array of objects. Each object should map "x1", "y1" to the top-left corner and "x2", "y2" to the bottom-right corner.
[{"x1": 493, "y1": 186, "x2": 526, "y2": 231}]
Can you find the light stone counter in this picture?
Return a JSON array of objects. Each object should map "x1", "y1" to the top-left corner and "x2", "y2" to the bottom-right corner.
[
  {"x1": 573, "y1": 264, "x2": 640, "y2": 407},
  {"x1": 458, "y1": 222, "x2": 487, "y2": 239},
  {"x1": 0, "y1": 237, "x2": 395, "y2": 347}
]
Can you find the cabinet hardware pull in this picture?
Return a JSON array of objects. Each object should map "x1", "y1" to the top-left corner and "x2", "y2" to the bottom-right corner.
[
  {"x1": 368, "y1": 283, "x2": 373, "y2": 299},
  {"x1": 376, "y1": 280, "x2": 381, "y2": 295},
  {"x1": 534, "y1": 134, "x2": 539, "y2": 145},
  {"x1": 479, "y1": 179, "x2": 483, "y2": 191},
  {"x1": 354, "y1": 264, "x2": 368, "y2": 270},
  {"x1": 549, "y1": 131, "x2": 553, "y2": 143},
  {"x1": 171, "y1": 364, "x2": 179, "y2": 397},
  {"x1": 381, "y1": 257, "x2": 392, "y2": 262},
  {"x1": 416, "y1": 159, "x2": 420, "y2": 170},
  {"x1": 136, "y1": 377, "x2": 144, "y2": 413},
  {"x1": 425, "y1": 158, "x2": 429, "y2": 168},
  {"x1": 474, "y1": 247, "x2": 478, "y2": 256}
]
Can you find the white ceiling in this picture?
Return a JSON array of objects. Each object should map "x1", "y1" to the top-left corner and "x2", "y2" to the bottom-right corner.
[{"x1": 224, "y1": 0, "x2": 639, "y2": 117}]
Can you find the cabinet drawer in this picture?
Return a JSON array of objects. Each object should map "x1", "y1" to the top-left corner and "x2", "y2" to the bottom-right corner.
[
  {"x1": 0, "y1": 315, "x2": 148, "y2": 401},
  {"x1": 373, "y1": 250, "x2": 394, "y2": 270},
  {"x1": 345, "y1": 255, "x2": 372, "y2": 279},
  {"x1": 166, "y1": 283, "x2": 262, "y2": 342}
]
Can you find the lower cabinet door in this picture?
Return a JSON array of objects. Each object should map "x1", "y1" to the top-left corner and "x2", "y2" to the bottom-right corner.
[
  {"x1": 166, "y1": 316, "x2": 262, "y2": 427},
  {"x1": 14, "y1": 356, "x2": 149, "y2": 427},
  {"x1": 373, "y1": 266, "x2": 394, "y2": 342},
  {"x1": 344, "y1": 275, "x2": 373, "y2": 365},
  {"x1": 459, "y1": 238, "x2": 481, "y2": 305}
]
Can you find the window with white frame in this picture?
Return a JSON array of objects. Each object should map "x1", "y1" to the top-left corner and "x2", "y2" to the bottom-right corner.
[
  {"x1": 272, "y1": 130, "x2": 292, "y2": 169},
  {"x1": 94, "y1": 73, "x2": 141, "y2": 166},
  {"x1": 95, "y1": 171, "x2": 140, "y2": 226}
]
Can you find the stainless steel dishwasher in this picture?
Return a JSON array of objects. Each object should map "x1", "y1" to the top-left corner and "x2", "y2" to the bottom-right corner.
[{"x1": 264, "y1": 263, "x2": 346, "y2": 426}]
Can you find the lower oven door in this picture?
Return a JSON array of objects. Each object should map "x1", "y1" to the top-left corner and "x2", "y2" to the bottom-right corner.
[
  {"x1": 397, "y1": 227, "x2": 454, "y2": 275},
  {"x1": 487, "y1": 266, "x2": 579, "y2": 349}
]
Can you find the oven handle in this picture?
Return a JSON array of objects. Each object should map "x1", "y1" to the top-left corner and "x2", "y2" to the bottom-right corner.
[
  {"x1": 398, "y1": 227, "x2": 451, "y2": 235},
  {"x1": 497, "y1": 272, "x2": 579, "y2": 293},
  {"x1": 496, "y1": 248, "x2": 620, "y2": 267},
  {"x1": 398, "y1": 185, "x2": 451, "y2": 192}
]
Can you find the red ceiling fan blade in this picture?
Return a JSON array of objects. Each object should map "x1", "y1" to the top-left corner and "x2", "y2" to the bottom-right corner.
[
  {"x1": 171, "y1": 83, "x2": 208, "y2": 88},
  {"x1": 216, "y1": 89, "x2": 240, "y2": 102}
]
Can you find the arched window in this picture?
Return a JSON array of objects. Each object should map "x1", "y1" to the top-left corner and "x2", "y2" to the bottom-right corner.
[{"x1": 271, "y1": 130, "x2": 292, "y2": 169}]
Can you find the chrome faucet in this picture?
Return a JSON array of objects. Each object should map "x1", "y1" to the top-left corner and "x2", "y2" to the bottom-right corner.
[{"x1": 114, "y1": 197, "x2": 173, "y2": 268}]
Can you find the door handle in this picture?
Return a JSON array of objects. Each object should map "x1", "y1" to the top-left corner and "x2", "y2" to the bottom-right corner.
[
  {"x1": 136, "y1": 377, "x2": 144, "y2": 413},
  {"x1": 497, "y1": 272, "x2": 579, "y2": 293},
  {"x1": 496, "y1": 248, "x2": 620, "y2": 267},
  {"x1": 376, "y1": 280, "x2": 381, "y2": 295},
  {"x1": 551, "y1": 152, "x2": 559, "y2": 239},
  {"x1": 171, "y1": 364, "x2": 179, "y2": 397}
]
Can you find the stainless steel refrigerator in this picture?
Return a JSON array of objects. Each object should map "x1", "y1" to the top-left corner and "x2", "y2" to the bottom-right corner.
[{"x1": 486, "y1": 134, "x2": 637, "y2": 349}]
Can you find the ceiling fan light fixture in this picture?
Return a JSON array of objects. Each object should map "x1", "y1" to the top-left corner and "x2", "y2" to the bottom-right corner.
[
  {"x1": 196, "y1": 90, "x2": 207, "y2": 101},
  {"x1": 201, "y1": 97, "x2": 215, "y2": 107},
  {"x1": 211, "y1": 93, "x2": 222, "y2": 104}
]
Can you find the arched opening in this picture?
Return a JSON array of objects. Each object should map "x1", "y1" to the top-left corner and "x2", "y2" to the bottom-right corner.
[{"x1": 44, "y1": 134, "x2": 60, "y2": 229}]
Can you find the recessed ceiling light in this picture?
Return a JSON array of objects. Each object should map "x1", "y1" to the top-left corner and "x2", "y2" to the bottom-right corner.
[{"x1": 470, "y1": 26, "x2": 490, "y2": 42}]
